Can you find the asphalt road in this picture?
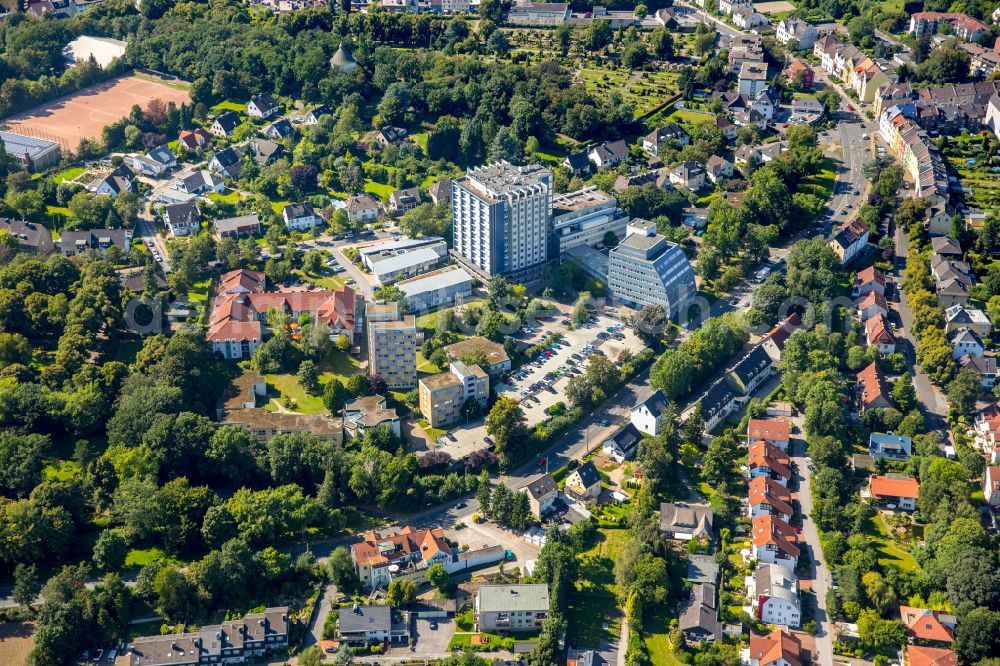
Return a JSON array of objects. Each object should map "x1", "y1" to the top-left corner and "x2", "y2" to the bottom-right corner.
[{"x1": 134, "y1": 215, "x2": 172, "y2": 273}]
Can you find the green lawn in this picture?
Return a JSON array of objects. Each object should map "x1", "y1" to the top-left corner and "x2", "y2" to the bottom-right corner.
[
  {"x1": 864, "y1": 513, "x2": 919, "y2": 573},
  {"x1": 297, "y1": 269, "x2": 346, "y2": 291},
  {"x1": 416, "y1": 350, "x2": 440, "y2": 374},
  {"x1": 53, "y1": 167, "x2": 85, "y2": 184},
  {"x1": 663, "y1": 107, "x2": 716, "y2": 125},
  {"x1": 211, "y1": 100, "x2": 245, "y2": 114},
  {"x1": 270, "y1": 200, "x2": 291, "y2": 215},
  {"x1": 456, "y1": 609, "x2": 474, "y2": 632},
  {"x1": 187, "y1": 278, "x2": 211, "y2": 304},
  {"x1": 418, "y1": 419, "x2": 446, "y2": 441},
  {"x1": 410, "y1": 131, "x2": 429, "y2": 152},
  {"x1": 364, "y1": 179, "x2": 395, "y2": 200},
  {"x1": 132, "y1": 71, "x2": 191, "y2": 91},
  {"x1": 47, "y1": 205, "x2": 73, "y2": 220},
  {"x1": 44, "y1": 461, "x2": 80, "y2": 482},
  {"x1": 264, "y1": 373, "x2": 328, "y2": 414},
  {"x1": 208, "y1": 189, "x2": 241, "y2": 204},
  {"x1": 567, "y1": 529, "x2": 628, "y2": 645},
  {"x1": 125, "y1": 547, "x2": 166, "y2": 568},
  {"x1": 646, "y1": 614, "x2": 688, "y2": 666},
  {"x1": 805, "y1": 157, "x2": 837, "y2": 201}
]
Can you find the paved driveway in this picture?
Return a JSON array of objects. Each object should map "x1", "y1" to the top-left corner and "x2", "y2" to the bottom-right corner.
[{"x1": 412, "y1": 617, "x2": 455, "y2": 653}]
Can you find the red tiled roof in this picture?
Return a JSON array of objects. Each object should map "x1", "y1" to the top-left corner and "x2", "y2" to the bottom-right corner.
[
  {"x1": 857, "y1": 362, "x2": 890, "y2": 409},
  {"x1": 870, "y1": 475, "x2": 919, "y2": 500},
  {"x1": 900, "y1": 606, "x2": 954, "y2": 643},
  {"x1": 748, "y1": 419, "x2": 790, "y2": 442},
  {"x1": 858, "y1": 291, "x2": 887, "y2": 312},
  {"x1": 751, "y1": 514, "x2": 799, "y2": 557},
  {"x1": 351, "y1": 526, "x2": 451, "y2": 568},
  {"x1": 748, "y1": 440, "x2": 791, "y2": 479},
  {"x1": 906, "y1": 645, "x2": 957, "y2": 666},
  {"x1": 857, "y1": 266, "x2": 885, "y2": 288},
  {"x1": 748, "y1": 476, "x2": 793, "y2": 517},
  {"x1": 760, "y1": 313, "x2": 802, "y2": 351},
  {"x1": 865, "y1": 314, "x2": 895, "y2": 345},
  {"x1": 749, "y1": 630, "x2": 802, "y2": 666}
]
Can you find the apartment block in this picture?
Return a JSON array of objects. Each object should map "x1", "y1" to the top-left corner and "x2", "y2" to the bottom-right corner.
[
  {"x1": 367, "y1": 301, "x2": 418, "y2": 389},
  {"x1": 419, "y1": 361, "x2": 489, "y2": 428},
  {"x1": 452, "y1": 160, "x2": 553, "y2": 282}
]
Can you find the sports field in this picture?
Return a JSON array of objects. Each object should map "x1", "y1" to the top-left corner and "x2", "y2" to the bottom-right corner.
[{"x1": 1, "y1": 74, "x2": 190, "y2": 149}]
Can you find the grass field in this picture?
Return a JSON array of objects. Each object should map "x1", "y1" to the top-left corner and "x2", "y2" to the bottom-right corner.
[
  {"x1": 270, "y1": 200, "x2": 291, "y2": 215},
  {"x1": 54, "y1": 166, "x2": 85, "y2": 183},
  {"x1": 47, "y1": 205, "x2": 73, "y2": 221},
  {"x1": 578, "y1": 67, "x2": 680, "y2": 119},
  {"x1": 187, "y1": 278, "x2": 211, "y2": 304},
  {"x1": 646, "y1": 615, "x2": 688, "y2": 666},
  {"x1": 364, "y1": 179, "x2": 395, "y2": 200},
  {"x1": 265, "y1": 373, "x2": 326, "y2": 413},
  {"x1": 864, "y1": 513, "x2": 919, "y2": 572},
  {"x1": 805, "y1": 157, "x2": 837, "y2": 201},
  {"x1": 44, "y1": 460, "x2": 80, "y2": 482},
  {"x1": 419, "y1": 419, "x2": 446, "y2": 441},
  {"x1": 208, "y1": 189, "x2": 241, "y2": 204},
  {"x1": 567, "y1": 529, "x2": 628, "y2": 645},
  {"x1": 125, "y1": 546, "x2": 166, "y2": 568},
  {"x1": 211, "y1": 100, "x2": 245, "y2": 114},
  {"x1": 297, "y1": 268, "x2": 346, "y2": 291}
]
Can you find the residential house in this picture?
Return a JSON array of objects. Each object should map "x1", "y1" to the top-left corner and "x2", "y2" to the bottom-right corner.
[
  {"x1": 337, "y1": 605, "x2": 410, "y2": 645},
  {"x1": 905, "y1": 646, "x2": 958, "y2": 666},
  {"x1": 679, "y1": 584, "x2": 720, "y2": 646},
  {"x1": 728, "y1": 33, "x2": 765, "y2": 74},
  {"x1": 612, "y1": 169, "x2": 669, "y2": 192},
  {"x1": 944, "y1": 305, "x2": 992, "y2": 336},
  {"x1": 427, "y1": 178, "x2": 452, "y2": 204},
  {"x1": 631, "y1": 388, "x2": 670, "y2": 436},
  {"x1": 727, "y1": 346, "x2": 776, "y2": 395},
  {"x1": 303, "y1": 105, "x2": 330, "y2": 124},
  {"x1": 853, "y1": 266, "x2": 886, "y2": 298},
  {"x1": 718, "y1": 0, "x2": 749, "y2": 15},
  {"x1": 589, "y1": 140, "x2": 628, "y2": 169},
  {"x1": 747, "y1": 418, "x2": 790, "y2": 451},
  {"x1": 869, "y1": 475, "x2": 920, "y2": 511},
  {"x1": 567, "y1": 648, "x2": 598, "y2": 666},
  {"x1": 366, "y1": 302, "x2": 417, "y2": 389},
  {"x1": 738, "y1": 62, "x2": 769, "y2": 97},
  {"x1": 564, "y1": 460, "x2": 602, "y2": 505},
  {"x1": 785, "y1": 60, "x2": 815, "y2": 88},
  {"x1": 714, "y1": 115, "x2": 738, "y2": 140},
  {"x1": 759, "y1": 313, "x2": 803, "y2": 363},
  {"x1": 776, "y1": 18, "x2": 818, "y2": 50},
  {"x1": 746, "y1": 630, "x2": 803, "y2": 666},
  {"x1": 178, "y1": 128, "x2": 211, "y2": 150},
  {"x1": 751, "y1": 514, "x2": 799, "y2": 567},
  {"x1": 563, "y1": 152, "x2": 593, "y2": 177},
  {"x1": 521, "y1": 474, "x2": 558, "y2": 518},
  {"x1": 130, "y1": 145, "x2": 177, "y2": 176},
  {"x1": 789, "y1": 95, "x2": 823, "y2": 118},
  {"x1": 0, "y1": 219, "x2": 55, "y2": 256},
  {"x1": 931, "y1": 255, "x2": 973, "y2": 289},
  {"x1": 900, "y1": 605, "x2": 956, "y2": 644},
  {"x1": 346, "y1": 193, "x2": 381, "y2": 224},
  {"x1": 748, "y1": 440, "x2": 791, "y2": 486},
  {"x1": 869, "y1": 432, "x2": 912, "y2": 461},
  {"x1": 829, "y1": 218, "x2": 870, "y2": 264},
  {"x1": 603, "y1": 423, "x2": 642, "y2": 463},
  {"x1": 59, "y1": 229, "x2": 129, "y2": 257},
  {"x1": 222, "y1": 409, "x2": 342, "y2": 444},
  {"x1": 282, "y1": 202, "x2": 322, "y2": 231},
  {"x1": 669, "y1": 161, "x2": 706, "y2": 190},
  {"x1": 475, "y1": 584, "x2": 549, "y2": 633},
  {"x1": 950, "y1": 327, "x2": 985, "y2": 359},
  {"x1": 659, "y1": 502, "x2": 714, "y2": 543},
  {"x1": 247, "y1": 93, "x2": 279, "y2": 119},
  {"x1": 747, "y1": 476, "x2": 793, "y2": 521},
  {"x1": 214, "y1": 214, "x2": 262, "y2": 239},
  {"x1": 389, "y1": 187, "x2": 421, "y2": 216},
  {"x1": 162, "y1": 202, "x2": 200, "y2": 237},
  {"x1": 210, "y1": 111, "x2": 242, "y2": 138},
  {"x1": 705, "y1": 155, "x2": 733, "y2": 183},
  {"x1": 343, "y1": 395, "x2": 401, "y2": 440},
  {"x1": 733, "y1": 7, "x2": 768, "y2": 30},
  {"x1": 264, "y1": 118, "x2": 293, "y2": 140},
  {"x1": 209, "y1": 147, "x2": 243, "y2": 179},
  {"x1": 330, "y1": 42, "x2": 358, "y2": 72},
  {"x1": 936, "y1": 277, "x2": 971, "y2": 308},
  {"x1": 931, "y1": 235, "x2": 962, "y2": 257},
  {"x1": 373, "y1": 126, "x2": 408, "y2": 149},
  {"x1": 857, "y1": 291, "x2": 888, "y2": 322},
  {"x1": 865, "y1": 314, "x2": 896, "y2": 354},
  {"x1": 858, "y1": 362, "x2": 892, "y2": 412},
  {"x1": 444, "y1": 336, "x2": 511, "y2": 375},
  {"x1": 91, "y1": 164, "x2": 134, "y2": 199},
  {"x1": 642, "y1": 124, "x2": 690, "y2": 155},
  {"x1": 128, "y1": 608, "x2": 289, "y2": 666},
  {"x1": 687, "y1": 554, "x2": 720, "y2": 586},
  {"x1": 247, "y1": 138, "x2": 283, "y2": 165},
  {"x1": 983, "y1": 465, "x2": 1000, "y2": 508},
  {"x1": 960, "y1": 353, "x2": 998, "y2": 389},
  {"x1": 350, "y1": 526, "x2": 453, "y2": 589},
  {"x1": 749, "y1": 565, "x2": 800, "y2": 628},
  {"x1": 178, "y1": 170, "x2": 225, "y2": 194},
  {"x1": 701, "y1": 379, "x2": 739, "y2": 432},
  {"x1": 397, "y1": 265, "x2": 473, "y2": 311}
]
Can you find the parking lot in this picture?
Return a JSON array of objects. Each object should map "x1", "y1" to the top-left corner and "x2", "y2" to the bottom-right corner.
[
  {"x1": 498, "y1": 313, "x2": 646, "y2": 425},
  {"x1": 408, "y1": 617, "x2": 455, "y2": 654},
  {"x1": 429, "y1": 312, "x2": 645, "y2": 460}
]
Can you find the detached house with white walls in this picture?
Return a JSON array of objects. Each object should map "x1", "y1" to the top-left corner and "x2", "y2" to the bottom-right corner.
[
  {"x1": 751, "y1": 514, "x2": 799, "y2": 566},
  {"x1": 748, "y1": 564, "x2": 801, "y2": 628},
  {"x1": 631, "y1": 389, "x2": 670, "y2": 436}
]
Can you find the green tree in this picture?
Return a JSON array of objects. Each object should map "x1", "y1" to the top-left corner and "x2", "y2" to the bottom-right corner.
[
  {"x1": 297, "y1": 359, "x2": 321, "y2": 396},
  {"x1": 12, "y1": 563, "x2": 39, "y2": 608},
  {"x1": 328, "y1": 546, "x2": 359, "y2": 593},
  {"x1": 323, "y1": 378, "x2": 349, "y2": 413},
  {"x1": 385, "y1": 578, "x2": 417, "y2": 607},
  {"x1": 93, "y1": 529, "x2": 129, "y2": 571},
  {"x1": 426, "y1": 562, "x2": 450, "y2": 593},
  {"x1": 485, "y1": 396, "x2": 528, "y2": 456}
]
